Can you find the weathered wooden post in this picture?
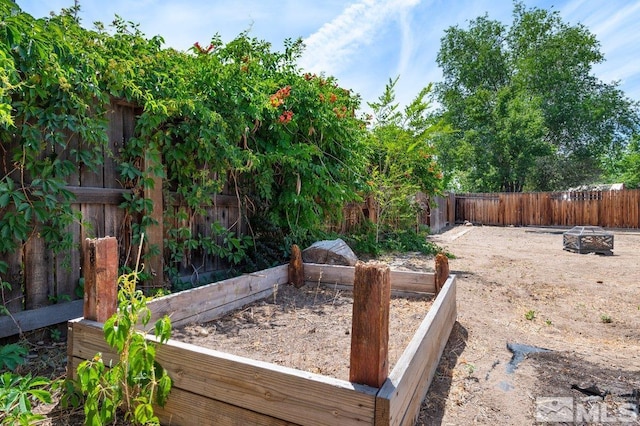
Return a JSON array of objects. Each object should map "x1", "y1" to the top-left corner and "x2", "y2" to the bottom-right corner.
[
  {"x1": 83, "y1": 237, "x2": 118, "y2": 322},
  {"x1": 349, "y1": 261, "x2": 391, "y2": 388},
  {"x1": 435, "y1": 253, "x2": 449, "y2": 295},
  {"x1": 288, "y1": 244, "x2": 305, "y2": 288}
]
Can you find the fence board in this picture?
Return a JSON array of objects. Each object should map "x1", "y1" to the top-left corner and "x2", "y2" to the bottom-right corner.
[
  {"x1": 55, "y1": 215, "x2": 81, "y2": 302},
  {"x1": 24, "y1": 232, "x2": 52, "y2": 310},
  {"x1": 0, "y1": 248, "x2": 24, "y2": 313},
  {"x1": 454, "y1": 190, "x2": 640, "y2": 229}
]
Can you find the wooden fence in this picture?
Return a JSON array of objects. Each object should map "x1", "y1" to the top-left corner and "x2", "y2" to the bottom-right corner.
[
  {"x1": 3, "y1": 96, "x2": 637, "y2": 339},
  {"x1": 454, "y1": 190, "x2": 640, "y2": 228},
  {"x1": 0, "y1": 100, "x2": 243, "y2": 338}
]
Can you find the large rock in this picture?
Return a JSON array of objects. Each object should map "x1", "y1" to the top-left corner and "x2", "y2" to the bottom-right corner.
[{"x1": 302, "y1": 238, "x2": 358, "y2": 266}]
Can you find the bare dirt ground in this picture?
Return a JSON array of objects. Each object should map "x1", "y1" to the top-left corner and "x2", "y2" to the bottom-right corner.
[
  {"x1": 173, "y1": 285, "x2": 433, "y2": 381},
  {"x1": 16, "y1": 225, "x2": 640, "y2": 425},
  {"x1": 416, "y1": 225, "x2": 640, "y2": 425}
]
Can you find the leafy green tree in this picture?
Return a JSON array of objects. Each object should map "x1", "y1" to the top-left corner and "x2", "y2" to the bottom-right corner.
[
  {"x1": 605, "y1": 135, "x2": 640, "y2": 188},
  {"x1": 365, "y1": 77, "x2": 444, "y2": 239},
  {"x1": 435, "y1": 1, "x2": 640, "y2": 192}
]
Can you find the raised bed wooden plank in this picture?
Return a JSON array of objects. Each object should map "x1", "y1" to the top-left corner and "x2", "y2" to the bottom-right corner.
[
  {"x1": 146, "y1": 265, "x2": 289, "y2": 327},
  {"x1": 375, "y1": 275, "x2": 457, "y2": 425},
  {"x1": 68, "y1": 319, "x2": 378, "y2": 426},
  {"x1": 69, "y1": 354, "x2": 294, "y2": 426},
  {"x1": 154, "y1": 386, "x2": 293, "y2": 426},
  {"x1": 303, "y1": 263, "x2": 436, "y2": 294}
]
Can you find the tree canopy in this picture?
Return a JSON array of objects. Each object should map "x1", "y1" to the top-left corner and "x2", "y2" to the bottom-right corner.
[
  {"x1": 434, "y1": 1, "x2": 640, "y2": 192},
  {"x1": 364, "y1": 77, "x2": 443, "y2": 240}
]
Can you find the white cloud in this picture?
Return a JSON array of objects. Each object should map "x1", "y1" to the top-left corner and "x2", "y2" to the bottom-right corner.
[
  {"x1": 299, "y1": 0, "x2": 421, "y2": 76},
  {"x1": 558, "y1": 0, "x2": 640, "y2": 99}
]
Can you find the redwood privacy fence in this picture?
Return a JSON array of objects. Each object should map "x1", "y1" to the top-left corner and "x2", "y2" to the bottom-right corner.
[{"x1": 453, "y1": 190, "x2": 640, "y2": 228}]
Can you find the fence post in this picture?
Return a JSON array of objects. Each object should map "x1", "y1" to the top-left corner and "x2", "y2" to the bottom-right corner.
[
  {"x1": 435, "y1": 253, "x2": 449, "y2": 295},
  {"x1": 288, "y1": 244, "x2": 304, "y2": 288},
  {"x1": 349, "y1": 261, "x2": 390, "y2": 388},
  {"x1": 83, "y1": 237, "x2": 118, "y2": 322},
  {"x1": 447, "y1": 193, "x2": 456, "y2": 226}
]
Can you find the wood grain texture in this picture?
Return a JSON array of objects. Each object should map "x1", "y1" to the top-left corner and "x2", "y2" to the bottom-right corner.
[
  {"x1": 350, "y1": 262, "x2": 391, "y2": 388},
  {"x1": 146, "y1": 265, "x2": 289, "y2": 327},
  {"x1": 67, "y1": 267, "x2": 457, "y2": 426},
  {"x1": 144, "y1": 149, "x2": 164, "y2": 290},
  {"x1": 454, "y1": 190, "x2": 640, "y2": 228},
  {"x1": 434, "y1": 253, "x2": 449, "y2": 295},
  {"x1": 288, "y1": 244, "x2": 304, "y2": 288},
  {"x1": 0, "y1": 300, "x2": 83, "y2": 339},
  {"x1": 376, "y1": 275, "x2": 457, "y2": 425},
  {"x1": 303, "y1": 263, "x2": 435, "y2": 294},
  {"x1": 1, "y1": 243, "x2": 24, "y2": 314},
  {"x1": 82, "y1": 237, "x2": 118, "y2": 322},
  {"x1": 68, "y1": 319, "x2": 377, "y2": 426},
  {"x1": 24, "y1": 230, "x2": 52, "y2": 310}
]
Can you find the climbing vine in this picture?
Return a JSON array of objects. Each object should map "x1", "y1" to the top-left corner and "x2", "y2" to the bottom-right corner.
[{"x1": 0, "y1": 1, "x2": 369, "y2": 287}]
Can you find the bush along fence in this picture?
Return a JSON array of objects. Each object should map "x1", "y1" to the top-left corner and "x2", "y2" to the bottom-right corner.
[{"x1": 2, "y1": 5, "x2": 447, "y2": 339}]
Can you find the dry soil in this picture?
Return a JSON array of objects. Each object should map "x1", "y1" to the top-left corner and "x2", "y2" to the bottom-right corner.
[
  {"x1": 416, "y1": 225, "x2": 640, "y2": 425},
  {"x1": 18, "y1": 225, "x2": 640, "y2": 425}
]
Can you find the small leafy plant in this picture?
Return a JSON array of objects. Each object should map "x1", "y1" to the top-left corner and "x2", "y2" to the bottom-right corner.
[
  {"x1": 0, "y1": 343, "x2": 28, "y2": 371},
  {"x1": 600, "y1": 314, "x2": 612, "y2": 324},
  {"x1": 0, "y1": 372, "x2": 53, "y2": 425},
  {"x1": 0, "y1": 343, "x2": 59, "y2": 425},
  {"x1": 525, "y1": 310, "x2": 536, "y2": 321},
  {"x1": 76, "y1": 251, "x2": 172, "y2": 425}
]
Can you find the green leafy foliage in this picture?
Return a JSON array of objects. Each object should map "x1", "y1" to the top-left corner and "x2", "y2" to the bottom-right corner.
[
  {"x1": 0, "y1": 372, "x2": 52, "y2": 425},
  {"x1": 435, "y1": 2, "x2": 640, "y2": 192},
  {"x1": 0, "y1": 341, "x2": 57, "y2": 426},
  {"x1": 0, "y1": 1, "x2": 107, "y2": 258},
  {"x1": 1, "y1": 2, "x2": 371, "y2": 289},
  {"x1": 605, "y1": 135, "x2": 640, "y2": 188},
  {"x1": 0, "y1": 343, "x2": 27, "y2": 371},
  {"x1": 346, "y1": 222, "x2": 444, "y2": 257},
  {"x1": 0, "y1": 261, "x2": 12, "y2": 316},
  {"x1": 76, "y1": 266, "x2": 172, "y2": 425},
  {"x1": 364, "y1": 78, "x2": 444, "y2": 241},
  {"x1": 1, "y1": 2, "x2": 446, "y2": 291}
]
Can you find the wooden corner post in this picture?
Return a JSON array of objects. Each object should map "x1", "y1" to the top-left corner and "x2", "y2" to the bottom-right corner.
[
  {"x1": 350, "y1": 261, "x2": 391, "y2": 388},
  {"x1": 435, "y1": 253, "x2": 449, "y2": 295},
  {"x1": 83, "y1": 237, "x2": 118, "y2": 322},
  {"x1": 288, "y1": 244, "x2": 304, "y2": 288}
]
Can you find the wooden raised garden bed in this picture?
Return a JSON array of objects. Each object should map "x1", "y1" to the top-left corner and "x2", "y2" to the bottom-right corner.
[{"x1": 67, "y1": 255, "x2": 456, "y2": 425}]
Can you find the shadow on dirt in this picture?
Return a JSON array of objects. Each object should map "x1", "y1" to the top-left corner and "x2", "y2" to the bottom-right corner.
[
  {"x1": 529, "y1": 351, "x2": 640, "y2": 420},
  {"x1": 416, "y1": 321, "x2": 468, "y2": 425}
]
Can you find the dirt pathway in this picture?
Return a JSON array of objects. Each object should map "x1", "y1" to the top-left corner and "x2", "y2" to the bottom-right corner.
[{"x1": 416, "y1": 225, "x2": 640, "y2": 425}]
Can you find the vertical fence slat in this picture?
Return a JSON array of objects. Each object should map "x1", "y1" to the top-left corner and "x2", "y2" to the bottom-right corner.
[
  {"x1": 1, "y1": 249, "x2": 24, "y2": 313},
  {"x1": 24, "y1": 232, "x2": 52, "y2": 310},
  {"x1": 452, "y1": 189, "x2": 640, "y2": 229}
]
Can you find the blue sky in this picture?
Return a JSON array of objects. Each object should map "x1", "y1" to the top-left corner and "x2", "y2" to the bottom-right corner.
[{"x1": 16, "y1": 0, "x2": 640, "y2": 112}]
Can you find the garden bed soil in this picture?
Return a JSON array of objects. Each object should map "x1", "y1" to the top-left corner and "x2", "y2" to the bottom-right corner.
[
  {"x1": 171, "y1": 283, "x2": 434, "y2": 381},
  {"x1": 15, "y1": 225, "x2": 640, "y2": 424}
]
